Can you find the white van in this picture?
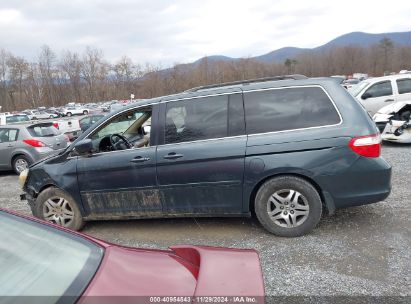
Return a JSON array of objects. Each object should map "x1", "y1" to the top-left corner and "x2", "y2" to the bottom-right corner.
[{"x1": 349, "y1": 75, "x2": 411, "y2": 116}]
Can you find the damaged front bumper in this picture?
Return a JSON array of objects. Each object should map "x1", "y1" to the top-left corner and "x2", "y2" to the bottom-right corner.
[{"x1": 381, "y1": 120, "x2": 411, "y2": 143}]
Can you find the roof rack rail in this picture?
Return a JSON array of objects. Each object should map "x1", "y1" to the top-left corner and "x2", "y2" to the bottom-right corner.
[{"x1": 185, "y1": 74, "x2": 308, "y2": 92}]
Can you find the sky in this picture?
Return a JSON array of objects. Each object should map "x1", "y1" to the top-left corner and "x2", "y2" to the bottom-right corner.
[{"x1": 0, "y1": 0, "x2": 410, "y2": 66}]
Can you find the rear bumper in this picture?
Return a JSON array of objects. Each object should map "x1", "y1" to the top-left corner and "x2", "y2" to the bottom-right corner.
[{"x1": 316, "y1": 156, "x2": 391, "y2": 210}]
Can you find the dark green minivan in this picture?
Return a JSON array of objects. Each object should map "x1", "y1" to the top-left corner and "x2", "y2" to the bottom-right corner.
[{"x1": 20, "y1": 76, "x2": 391, "y2": 237}]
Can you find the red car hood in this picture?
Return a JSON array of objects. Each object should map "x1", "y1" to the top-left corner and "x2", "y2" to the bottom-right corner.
[{"x1": 81, "y1": 245, "x2": 264, "y2": 298}]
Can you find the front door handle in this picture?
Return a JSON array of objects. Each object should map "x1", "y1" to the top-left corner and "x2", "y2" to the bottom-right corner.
[
  {"x1": 130, "y1": 156, "x2": 150, "y2": 163},
  {"x1": 163, "y1": 152, "x2": 183, "y2": 160},
  {"x1": 384, "y1": 99, "x2": 394, "y2": 102}
]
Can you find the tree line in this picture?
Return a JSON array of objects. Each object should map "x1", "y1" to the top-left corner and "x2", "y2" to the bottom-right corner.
[{"x1": 0, "y1": 38, "x2": 410, "y2": 111}]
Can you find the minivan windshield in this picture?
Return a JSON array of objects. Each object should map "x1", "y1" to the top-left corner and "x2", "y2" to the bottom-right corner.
[{"x1": 0, "y1": 211, "x2": 103, "y2": 302}]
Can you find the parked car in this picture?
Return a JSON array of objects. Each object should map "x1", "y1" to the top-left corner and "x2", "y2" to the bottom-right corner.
[
  {"x1": 62, "y1": 106, "x2": 89, "y2": 117},
  {"x1": 21, "y1": 75, "x2": 391, "y2": 237},
  {"x1": 21, "y1": 109, "x2": 37, "y2": 118},
  {"x1": 349, "y1": 74, "x2": 411, "y2": 116},
  {"x1": 373, "y1": 101, "x2": 411, "y2": 143},
  {"x1": 0, "y1": 114, "x2": 30, "y2": 125},
  {"x1": 52, "y1": 118, "x2": 82, "y2": 141},
  {"x1": 342, "y1": 78, "x2": 360, "y2": 89},
  {"x1": 0, "y1": 208, "x2": 264, "y2": 300},
  {"x1": 79, "y1": 114, "x2": 105, "y2": 132},
  {"x1": 45, "y1": 109, "x2": 61, "y2": 118},
  {"x1": 0, "y1": 122, "x2": 68, "y2": 174},
  {"x1": 30, "y1": 111, "x2": 59, "y2": 120}
]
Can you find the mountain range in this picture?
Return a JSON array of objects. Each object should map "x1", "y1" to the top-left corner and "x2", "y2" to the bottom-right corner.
[{"x1": 191, "y1": 31, "x2": 411, "y2": 65}]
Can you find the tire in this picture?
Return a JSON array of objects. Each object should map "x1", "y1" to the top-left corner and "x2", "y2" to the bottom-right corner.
[
  {"x1": 32, "y1": 117, "x2": 37, "y2": 120},
  {"x1": 12, "y1": 155, "x2": 31, "y2": 175},
  {"x1": 83, "y1": 110, "x2": 88, "y2": 115},
  {"x1": 66, "y1": 112, "x2": 72, "y2": 117},
  {"x1": 254, "y1": 176, "x2": 322, "y2": 237},
  {"x1": 49, "y1": 115, "x2": 54, "y2": 118},
  {"x1": 34, "y1": 187, "x2": 84, "y2": 231}
]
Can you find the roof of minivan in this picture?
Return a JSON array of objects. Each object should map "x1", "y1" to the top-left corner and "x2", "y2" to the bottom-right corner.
[
  {"x1": 124, "y1": 76, "x2": 340, "y2": 110},
  {"x1": 364, "y1": 74, "x2": 411, "y2": 83}
]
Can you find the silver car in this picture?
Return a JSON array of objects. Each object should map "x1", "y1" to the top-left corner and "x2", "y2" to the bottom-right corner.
[{"x1": 0, "y1": 122, "x2": 68, "y2": 174}]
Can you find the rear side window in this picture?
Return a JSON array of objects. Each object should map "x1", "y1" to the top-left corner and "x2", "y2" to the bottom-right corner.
[
  {"x1": 0, "y1": 129, "x2": 18, "y2": 142},
  {"x1": 397, "y1": 79, "x2": 411, "y2": 94},
  {"x1": 28, "y1": 124, "x2": 61, "y2": 137},
  {"x1": 363, "y1": 81, "x2": 393, "y2": 98},
  {"x1": 165, "y1": 95, "x2": 228, "y2": 144},
  {"x1": 244, "y1": 86, "x2": 341, "y2": 134}
]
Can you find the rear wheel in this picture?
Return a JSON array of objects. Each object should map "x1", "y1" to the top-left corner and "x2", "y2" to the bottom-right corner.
[
  {"x1": 34, "y1": 187, "x2": 84, "y2": 230},
  {"x1": 82, "y1": 110, "x2": 88, "y2": 115},
  {"x1": 12, "y1": 155, "x2": 31, "y2": 175},
  {"x1": 66, "y1": 112, "x2": 72, "y2": 117},
  {"x1": 254, "y1": 176, "x2": 322, "y2": 237}
]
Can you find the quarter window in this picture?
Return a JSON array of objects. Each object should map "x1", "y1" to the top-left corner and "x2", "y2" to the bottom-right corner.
[
  {"x1": 396, "y1": 78, "x2": 411, "y2": 94},
  {"x1": 363, "y1": 81, "x2": 393, "y2": 98},
  {"x1": 165, "y1": 95, "x2": 228, "y2": 144},
  {"x1": 244, "y1": 87, "x2": 340, "y2": 134}
]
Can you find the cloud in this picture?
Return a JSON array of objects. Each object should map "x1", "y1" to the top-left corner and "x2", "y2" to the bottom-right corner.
[{"x1": 0, "y1": 0, "x2": 410, "y2": 65}]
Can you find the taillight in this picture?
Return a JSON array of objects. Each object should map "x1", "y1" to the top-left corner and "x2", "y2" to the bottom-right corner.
[
  {"x1": 23, "y1": 139, "x2": 47, "y2": 148},
  {"x1": 349, "y1": 134, "x2": 381, "y2": 158},
  {"x1": 53, "y1": 123, "x2": 59, "y2": 129}
]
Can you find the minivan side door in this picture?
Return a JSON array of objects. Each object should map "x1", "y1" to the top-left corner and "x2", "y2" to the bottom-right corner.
[
  {"x1": 76, "y1": 105, "x2": 161, "y2": 217},
  {"x1": 360, "y1": 80, "x2": 396, "y2": 115},
  {"x1": 156, "y1": 92, "x2": 247, "y2": 214}
]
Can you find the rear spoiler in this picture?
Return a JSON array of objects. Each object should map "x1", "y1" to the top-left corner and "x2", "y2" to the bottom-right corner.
[{"x1": 171, "y1": 245, "x2": 265, "y2": 299}]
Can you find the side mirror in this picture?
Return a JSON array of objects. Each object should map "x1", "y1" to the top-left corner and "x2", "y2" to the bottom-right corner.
[
  {"x1": 74, "y1": 139, "x2": 93, "y2": 155},
  {"x1": 362, "y1": 92, "x2": 372, "y2": 100}
]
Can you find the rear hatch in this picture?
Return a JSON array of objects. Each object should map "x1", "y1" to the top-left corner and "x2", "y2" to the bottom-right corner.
[{"x1": 26, "y1": 123, "x2": 68, "y2": 150}]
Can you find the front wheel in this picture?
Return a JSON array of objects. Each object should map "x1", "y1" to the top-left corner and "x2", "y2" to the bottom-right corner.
[
  {"x1": 34, "y1": 187, "x2": 84, "y2": 230},
  {"x1": 254, "y1": 176, "x2": 322, "y2": 237},
  {"x1": 66, "y1": 112, "x2": 72, "y2": 117},
  {"x1": 83, "y1": 110, "x2": 88, "y2": 115}
]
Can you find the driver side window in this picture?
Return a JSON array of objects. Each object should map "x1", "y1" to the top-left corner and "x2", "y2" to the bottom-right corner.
[
  {"x1": 363, "y1": 81, "x2": 393, "y2": 99},
  {"x1": 90, "y1": 107, "x2": 152, "y2": 153}
]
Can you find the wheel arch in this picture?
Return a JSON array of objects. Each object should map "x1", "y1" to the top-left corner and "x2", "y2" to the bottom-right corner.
[
  {"x1": 11, "y1": 152, "x2": 34, "y2": 168},
  {"x1": 248, "y1": 173, "x2": 330, "y2": 215}
]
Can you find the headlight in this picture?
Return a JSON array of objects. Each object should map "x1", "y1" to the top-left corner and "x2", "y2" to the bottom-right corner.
[{"x1": 19, "y1": 169, "x2": 29, "y2": 188}]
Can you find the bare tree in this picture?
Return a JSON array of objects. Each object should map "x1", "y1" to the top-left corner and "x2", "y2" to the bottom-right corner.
[{"x1": 39, "y1": 45, "x2": 57, "y2": 106}]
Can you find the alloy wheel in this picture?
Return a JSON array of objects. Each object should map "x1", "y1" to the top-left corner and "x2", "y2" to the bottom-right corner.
[
  {"x1": 267, "y1": 189, "x2": 310, "y2": 228},
  {"x1": 43, "y1": 197, "x2": 74, "y2": 227},
  {"x1": 15, "y1": 159, "x2": 28, "y2": 174}
]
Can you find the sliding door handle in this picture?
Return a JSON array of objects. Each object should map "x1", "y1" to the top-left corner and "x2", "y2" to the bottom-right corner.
[{"x1": 163, "y1": 152, "x2": 183, "y2": 160}]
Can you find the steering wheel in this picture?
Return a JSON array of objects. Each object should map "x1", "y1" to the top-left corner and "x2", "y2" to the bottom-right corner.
[{"x1": 109, "y1": 133, "x2": 132, "y2": 150}]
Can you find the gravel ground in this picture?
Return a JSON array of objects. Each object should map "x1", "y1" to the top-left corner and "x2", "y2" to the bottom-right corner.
[{"x1": 0, "y1": 142, "x2": 410, "y2": 298}]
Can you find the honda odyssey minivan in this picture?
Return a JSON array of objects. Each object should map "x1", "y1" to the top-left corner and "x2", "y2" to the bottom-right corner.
[{"x1": 20, "y1": 75, "x2": 391, "y2": 237}]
